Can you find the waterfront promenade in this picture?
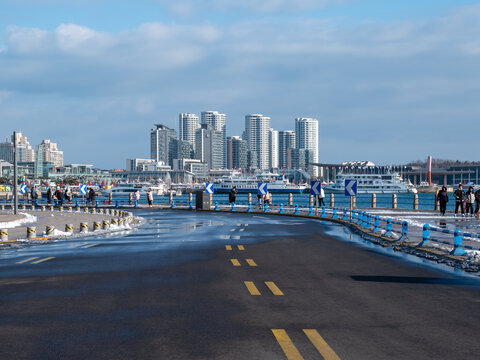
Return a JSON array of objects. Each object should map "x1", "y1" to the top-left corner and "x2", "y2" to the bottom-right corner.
[{"x1": 0, "y1": 210, "x2": 479, "y2": 359}]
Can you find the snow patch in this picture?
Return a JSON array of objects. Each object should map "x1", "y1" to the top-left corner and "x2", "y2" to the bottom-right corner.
[{"x1": 0, "y1": 212, "x2": 37, "y2": 229}]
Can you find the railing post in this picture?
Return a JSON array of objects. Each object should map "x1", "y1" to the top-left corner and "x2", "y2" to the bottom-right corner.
[
  {"x1": 330, "y1": 193, "x2": 334, "y2": 207},
  {"x1": 418, "y1": 224, "x2": 430, "y2": 247},
  {"x1": 435, "y1": 199, "x2": 439, "y2": 211},
  {"x1": 332, "y1": 207, "x2": 338, "y2": 219},
  {"x1": 308, "y1": 205, "x2": 314, "y2": 216},
  {"x1": 170, "y1": 200, "x2": 175, "y2": 209},
  {"x1": 279, "y1": 204, "x2": 284, "y2": 214},
  {"x1": 247, "y1": 202, "x2": 252, "y2": 212},
  {"x1": 342, "y1": 208, "x2": 348, "y2": 220},
  {"x1": 264, "y1": 203, "x2": 269, "y2": 213},
  {"x1": 365, "y1": 213, "x2": 371, "y2": 228},
  {"x1": 294, "y1": 204, "x2": 299, "y2": 215},
  {"x1": 231, "y1": 202, "x2": 236, "y2": 212},
  {"x1": 288, "y1": 193, "x2": 293, "y2": 206},
  {"x1": 397, "y1": 221, "x2": 408, "y2": 240},
  {"x1": 309, "y1": 195, "x2": 314, "y2": 207},
  {"x1": 115, "y1": 200, "x2": 119, "y2": 208},
  {"x1": 371, "y1": 194, "x2": 376, "y2": 208},
  {"x1": 189, "y1": 193, "x2": 193, "y2": 203},
  {"x1": 321, "y1": 206, "x2": 326, "y2": 218},
  {"x1": 450, "y1": 229, "x2": 467, "y2": 256},
  {"x1": 392, "y1": 194, "x2": 397, "y2": 209},
  {"x1": 413, "y1": 194, "x2": 418, "y2": 210},
  {"x1": 189, "y1": 201, "x2": 193, "y2": 210},
  {"x1": 351, "y1": 209, "x2": 356, "y2": 222},
  {"x1": 373, "y1": 215, "x2": 381, "y2": 233},
  {"x1": 248, "y1": 193, "x2": 252, "y2": 204},
  {"x1": 386, "y1": 218, "x2": 393, "y2": 237},
  {"x1": 215, "y1": 202, "x2": 219, "y2": 211}
]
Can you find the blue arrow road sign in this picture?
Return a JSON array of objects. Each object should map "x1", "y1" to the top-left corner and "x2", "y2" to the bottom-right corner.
[
  {"x1": 205, "y1": 183, "x2": 214, "y2": 194},
  {"x1": 79, "y1": 184, "x2": 87, "y2": 195},
  {"x1": 258, "y1": 183, "x2": 267, "y2": 195},
  {"x1": 345, "y1": 179, "x2": 358, "y2": 196},
  {"x1": 310, "y1": 181, "x2": 322, "y2": 195},
  {"x1": 19, "y1": 184, "x2": 27, "y2": 194}
]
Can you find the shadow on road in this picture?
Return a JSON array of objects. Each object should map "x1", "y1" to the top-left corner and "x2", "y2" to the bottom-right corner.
[{"x1": 351, "y1": 275, "x2": 480, "y2": 286}]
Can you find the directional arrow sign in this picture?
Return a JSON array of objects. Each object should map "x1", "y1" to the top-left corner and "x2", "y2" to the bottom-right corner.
[
  {"x1": 79, "y1": 184, "x2": 87, "y2": 195},
  {"x1": 19, "y1": 184, "x2": 27, "y2": 194},
  {"x1": 310, "y1": 181, "x2": 322, "y2": 195},
  {"x1": 345, "y1": 179, "x2": 358, "y2": 196},
  {"x1": 258, "y1": 182, "x2": 267, "y2": 195},
  {"x1": 205, "y1": 183, "x2": 214, "y2": 194}
]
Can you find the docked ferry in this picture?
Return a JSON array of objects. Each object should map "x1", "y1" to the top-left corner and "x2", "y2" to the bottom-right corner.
[
  {"x1": 215, "y1": 174, "x2": 306, "y2": 194},
  {"x1": 323, "y1": 172, "x2": 417, "y2": 194},
  {"x1": 102, "y1": 183, "x2": 167, "y2": 197}
]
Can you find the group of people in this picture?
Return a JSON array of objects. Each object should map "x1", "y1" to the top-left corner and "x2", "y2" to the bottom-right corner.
[
  {"x1": 436, "y1": 183, "x2": 480, "y2": 216},
  {"x1": 45, "y1": 187, "x2": 73, "y2": 206},
  {"x1": 228, "y1": 186, "x2": 272, "y2": 208}
]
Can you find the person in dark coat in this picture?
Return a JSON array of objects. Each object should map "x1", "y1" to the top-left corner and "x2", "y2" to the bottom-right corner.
[
  {"x1": 89, "y1": 188, "x2": 96, "y2": 204},
  {"x1": 55, "y1": 188, "x2": 63, "y2": 206},
  {"x1": 46, "y1": 187, "x2": 52, "y2": 204},
  {"x1": 435, "y1": 186, "x2": 448, "y2": 215},
  {"x1": 475, "y1": 188, "x2": 480, "y2": 214},
  {"x1": 454, "y1": 183, "x2": 464, "y2": 216},
  {"x1": 30, "y1": 186, "x2": 37, "y2": 204},
  {"x1": 229, "y1": 186, "x2": 238, "y2": 204}
]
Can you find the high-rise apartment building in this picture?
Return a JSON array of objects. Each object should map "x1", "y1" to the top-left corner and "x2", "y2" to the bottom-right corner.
[
  {"x1": 40, "y1": 139, "x2": 63, "y2": 167},
  {"x1": 201, "y1": 111, "x2": 226, "y2": 168},
  {"x1": 0, "y1": 139, "x2": 14, "y2": 163},
  {"x1": 13, "y1": 132, "x2": 35, "y2": 162},
  {"x1": 278, "y1": 130, "x2": 296, "y2": 169},
  {"x1": 195, "y1": 124, "x2": 223, "y2": 170},
  {"x1": 295, "y1": 118, "x2": 319, "y2": 176},
  {"x1": 150, "y1": 124, "x2": 177, "y2": 167},
  {"x1": 269, "y1": 129, "x2": 279, "y2": 169},
  {"x1": 245, "y1": 114, "x2": 271, "y2": 170},
  {"x1": 179, "y1": 113, "x2": 199, "y2": 151},
  {"x1": 227, "y1": 136, "x2": 248, "y2": 170}
]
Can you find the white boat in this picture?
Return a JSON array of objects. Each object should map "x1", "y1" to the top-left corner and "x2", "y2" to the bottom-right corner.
[
  {"x1": 215, "y1": 174, "x2": 306, "y2": 194},
  {"x1": 102, "y1": 183, "x2": 167, "y2": 197},
  {"x1": 323, "y1": 172, "x2": 417, "y2": 194}
]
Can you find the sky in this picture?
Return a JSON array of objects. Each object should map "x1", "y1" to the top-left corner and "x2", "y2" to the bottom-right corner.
[{"x1": 1, "y1": 0, "x2": 479, "y2": 168}]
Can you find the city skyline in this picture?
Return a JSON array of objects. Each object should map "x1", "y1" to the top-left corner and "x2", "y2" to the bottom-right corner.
[{"x1": 1, "y1": 1, "x2": 479, "y2": 168}]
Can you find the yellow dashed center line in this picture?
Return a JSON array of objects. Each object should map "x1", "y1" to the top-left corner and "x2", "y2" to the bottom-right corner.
[
  {"x1": 239, "y1": 228, "x2": 245, "y2": 232},
  {"x1": 225, "y1": 245, "x2": 232, "y2": 250},
  {"x1": 265, "y1": 281, "x2": 284, "y2": 295},
  {"x1": 31, "y1": 257, "x2": 55, "y2": 264},
  {"x1": 246, "y1": 259, "x2": 257, "y2": 267},
  {"x1": 272, "y1": 329, "x2": 304, "y2": 360},
  {"x1": 71, "y1": 242, "x2": 89, "y2": 248},
  {"x1": 244, "y1": 281, "x2": 261, "y2": 295},
  {"x1": 82, "y1": 244, "x2": 98, "y2": 249},
  {"x1": 237, "y1": 245, "x2": 245, "y2": 250},
  {"x1": 303, "y1": 329, "x2": 341, "y2": 360},
  {"x1": 16, "y1": 256, "x2": 39, "y2": 264},
  {"x1": 231, "y1": 259, "x2": 241, "y2": 266}
]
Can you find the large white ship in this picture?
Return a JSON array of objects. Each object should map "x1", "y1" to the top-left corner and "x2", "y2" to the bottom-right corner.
[
  {"x1": 215, "y1": 174, "x2": 306, "y2": 194},
  {"x1": 323, "y1": 172, "x2": 417, "y2": 194}
]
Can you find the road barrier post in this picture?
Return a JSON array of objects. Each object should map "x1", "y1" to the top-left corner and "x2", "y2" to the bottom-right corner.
[
  {"x1": 351, "y1": 209, "x2": 356, "y2": 222},
  {"x1": 93, "y1": 222, "x2": 101, "y2": 231},
  {"x1": 330, "y1": 193, "x2": 334, "y2": 207},
  {"x1": 115, "y1": 200, "x2": 119, "y2": 208},
  {"x1": 247, "y1": 202, "x2": 252, "y2": 212},
  {"x1": 385, "y1": 219, "x2": 393, "y2": 237},
  {"x1": 413, "y1": 194, "x2": 418, "y2": 210},
  {"x1": 279, "y1": 204, "x2": 284, "y2": 214},
  {"x1": 371, "y1": 194, "x2": 376, "y2": 208},
  {"x1": 0, "y1": 229, "x2": 8, "y2": 241},
  {"x1": 27, "y1": 226, "x2": 36, "y2": 239},
  {"x1": 80, "y1": 223, "x2": 88, "y2": 233},
  {"x1": 392, "y1": 194, "x2": 397, "y2": 209},
  {"x1": 65, "y1": 224, "x2": 74, "y2": 234},
  {"x1": 321, "y1": 206, "x2": 326, "y2": 218},
  {"x1": 189, "y1": 201, "x2": 193, "y2": 210},
  {"x1": 102, "y1": 220, "x2": 110, "y2": 230},
  {"x1": 342, "y1": 208, "x2": 348, "y2": 220},
  {"x1": 171, "y1": 200, "x2": 175, "y2": 209},
  {"x1": 308, "y1": 206, "x2": 314, "y2": 216},
  {"x1": 294, "y1": 204, "x2": 299, "y2": 215},
  {"x1": 418, "y1": 224, "x2": 430, "y2": 247},
  {"x1": 332, "y1": 207, "x2": 338, "y2": 219},
  {"x1": 46, "y1": 225, "x2": 54, "y2": 236},
  {"x1": 215, "y1": 202, "x2": 219, "y2": 211},
  {"x1": 309, "y1": 195, "x2": 314, "y2": 206},
  {"x1": 231, "y1": 202, "x2": 236, "y2": 212},
  {"x1": 95, "y1": 200, "x2": 99, "y2": 208},
  {"x1": 288, "y1": 193, "x2": 293, "y2": 206},
  {"x1": 450, "y1": 229, "x2": 467, "y2": 256},
  {"x1": 248, "y1": 193, "x2": 252, "y2": 204},
  {"x1": 264, "y1": 203, "x2": 269, "y2": 213},
  {"x1": 373, "y1": 216, "x2": 382, "y2": 233}
]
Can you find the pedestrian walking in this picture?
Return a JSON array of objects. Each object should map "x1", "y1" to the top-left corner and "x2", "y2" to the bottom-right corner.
[
  {"x1": 146, "y1": 189, "x2": 153, "y2": 207},
  {"x1": 88, "y1": 188, "x2": 96, "y2": 205},
  {"x1": 229, "y1": 186, "x2": 238, "y2": 204},
  {"x1": 454, "y1": 183, "x2": 465, "y2": 216},
  {"x1": 55, "y1": 188, "x2": 63, "y2": 206},
  {"x1": 475, "y1": 188, "x2": 480, "y2": 215},
  {"x1": 30, "y1": 186, "x2": 37, "y2": 204},
  {"x1": 257, "y1": 193, "x2": 263, "y2": 209},
  {"x1": 264, "y1": 191, "x2": 272, "y2": 205},
  {"x1": 134, "y1": 190, "x2": 141, "y2": 203},
  {"x1": 435, "y1": 186, "x2": 449, "y2": 216},
  {"x1": 465, "y1": 186, "x2": 475, "y2": 216},
  {"x1": 316, "y1": 187, "x2": 325, "y2": 207},
  {"x1": 46, "y1": 187, "x2": 52, "y2": 204}
]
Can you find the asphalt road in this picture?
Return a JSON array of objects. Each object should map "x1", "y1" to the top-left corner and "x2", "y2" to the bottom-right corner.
[{"x1": 1, "y1": 210, "x2": 479, "y2": 360}]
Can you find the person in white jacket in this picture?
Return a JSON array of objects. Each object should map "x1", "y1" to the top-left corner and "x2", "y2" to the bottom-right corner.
[{"x1": 465, "y1": 186, "x2": 475, "y2": 216}]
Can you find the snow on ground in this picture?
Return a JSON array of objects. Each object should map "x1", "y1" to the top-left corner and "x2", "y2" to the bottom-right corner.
[{"x1": 0, "y1": 212, "x2": 37, "y2": 229}]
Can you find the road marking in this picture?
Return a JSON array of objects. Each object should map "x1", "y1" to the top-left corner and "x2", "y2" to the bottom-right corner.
[
  {"x1": 71, "y1": 242, "x2": 89, "y2": 248},
  {"x1": 237, "y1": 245, "x2": 245, "y2": 250},
  {"x1": 303, "y1": 329, "x2": 341, "y2": 360},
  {"x1": 246, "y1": 259, "x2": 257, "y2": 267},
  {"x1": 16, "y1": 256, "x2": 39, "y2": 264},
  {"x1": 239, "y1": 228, "x2": 245, "y2": 232},
  {"x1": 82, "y1": 244, "x2": 98, "y2": 249},
  {"x1": 244, "y1": 281, "x2": 261, "y2": 295},
  {"x1": 230, "y1": 229, "x2": 235, "y2": 232},
  {"x1": 225, "y1": 245, "x2": 232, "y2": 250},
  {"x1": 31, "y1": 257, "x2": 55, "y2": 264},
  {"x1": 265, "y1": 281, "x2": 284, "y2": 295},
  {"x1": 272, "y1": 329, "x2": 304, "y2": 360},
  {"x1": 231, "y1": 259, "x2": 241, "y2": 266}
]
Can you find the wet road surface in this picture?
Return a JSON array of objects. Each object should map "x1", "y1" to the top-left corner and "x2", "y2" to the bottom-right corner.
[{"x1": 1, "y1": 210, "x2": 480, "y2": 359}]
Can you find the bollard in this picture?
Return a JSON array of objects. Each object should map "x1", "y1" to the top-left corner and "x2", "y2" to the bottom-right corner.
[
  {"x1": 75, "y1": 200, "x2": 79, "y2": 207},
  {"x1": 0, "y1": 205, "x2": 4, "y2": 210},
  {"x1": 309, "y1": 195, "x2": 314, "y2": 207},
  {"x1": 98, "y1": 208, "x2": 104, "y2": 214},
  {"x1": 65, "y1": 224, "x2": 74, "y2": 234},
  {"x1": 392, "y1": 194, "x2": 397, "y2": 209},
  {"x1": 418, "y1": 224, "x2": 430, "y2": 247},
  {"x1": 247, "y1": 202, "x2": 252, "y2": 212},
  {"x1": 170, "y1": 200, "x2": 175, "y2": 209},
  {"x1": 321, "y1": 206, "x2": 326, "y2": 218},
  {"x1": 413, "y1": 194, "x2": 418, "y2": 210},
  {"x1": 80, "y1": 222, "x2": 88, "y2": 233},
  {"x1": 279, "y1": 203, "x2": 284, "y2": 214},
  {"x1": 385, "y1": 218, "x2": 393, "y2": 237},
  {"x1": 342, "y1": 208, "x2": 348, "y2": 220},
  {"x1": 68, "y1": 207, "x2": 72, "y2": 212},
  {"x1": 27, "y1": 226, "x2": 36, "y2": 239},
  {"x1": 93, "y1": 221, "x2": 101, "y2": 231},
  {"x1": 115, "y1": 200, "x2": 119, "y2": 208},
  {"x1": 189, "y1": 193, "x2": 193, "y2": 203},
  {"x1": 355, "y1": 211, "x2": 362, "y2": 225},
  {"x1": 330, "y1": 193, "x2": 334, "y2": 207},
  {"x1": 111, "y1": 218, "x2": 118, "y2": 226},
  {"x1": 59, "y1": 206, "x2": 63, "y2": 212},
  {"x1": 264, "y1": 203, "x2": 269, "y2": 213},
  {"x1": 45, "y1": 225, "x2": 55, "y2": 236},
  {"x1": 332, "y1": 207, "x2": 338, "y2": 219},
  {"x1": 398, "y1": 221, "x2": 408, "y2": 240},
  {"x1": 134, "y1": 200, "x2": 138, "y2": 208},
  {"x1": 294, "y1": 204, "x2": 299, "y2": 215},
  {"x1": 91, "y1": 208, "x2": 96, "y2": 214},
  {"x1": 351, "y1": 196, "x2": 356, "y2": 209},
  {"x1": 169, "y1": 192, "x2": 173, "y2": 205},
  {"x1": 450, "y1": 229, "x2": 467, "y2": 256},
  {"x1": 373, "y1": 216, "x2": 382, "y2": 233},
  {"x1": 371, "y1": 194, "x2": 376, "y2": 208},
  {"x1": 231, "y1": 202, "x2": 236, "y2": 212},
  {"x1": 41, "y1": 205, "x2": 46, "y2": 211},
  {"x1": 104, "y1": 209, "x2": 110, "y2": 215},
  {"x1": 189, "y1": 201, "x2": 193, "y2": 210},
  {"x1": 288, "y1": 193, "x2": 293, "y2": 206},
  {"x1": 366, "y1": 213, "x2": 372, "y2": 229},
  {"x1": 435, "y1": 200, "x2": 439, "y2": 211},
  {"x1": 30, "y1": 204, "x2": 35, "y2": 211},
  {"x1": 308, "y1": 205, "x2": 314, "y2": 216},
  {"x1": 102, "y1": 220, "x2": 110, "y2": 230},
  {"x1": 248, "y1": 193, "x2": 252, "y2": 204},
  {"x1": 351, "y1": 209, "x2": 356, "y2": 222},
  {"x1": 215, "y1": 202, "x2": 219, "y2": 211},
  {"x1": 84, "y1": 207, "x2": 89, "y2": 213},
  {"x1": 0, "y1": 229, "x2": 8, "y2": 241}
]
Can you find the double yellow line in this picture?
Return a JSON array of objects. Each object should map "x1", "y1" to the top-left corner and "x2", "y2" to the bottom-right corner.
[{"x1": 272, "y1": 329, "x2": 340, "y2": 360}]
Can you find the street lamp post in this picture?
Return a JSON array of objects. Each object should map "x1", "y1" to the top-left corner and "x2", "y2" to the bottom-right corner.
[{"x1": 13, "y1": 131, "x2": 18, "y2": 215}]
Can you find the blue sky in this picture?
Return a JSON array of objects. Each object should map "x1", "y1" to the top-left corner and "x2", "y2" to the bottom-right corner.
[{"x1": 1, "y1": 0, "x2": 480, "y2": 168}]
